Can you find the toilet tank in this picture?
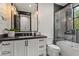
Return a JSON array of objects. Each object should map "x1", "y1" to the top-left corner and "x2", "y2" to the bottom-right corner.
[{"x1": 46, "y1": 38, "x2": 53, "y2": 45}]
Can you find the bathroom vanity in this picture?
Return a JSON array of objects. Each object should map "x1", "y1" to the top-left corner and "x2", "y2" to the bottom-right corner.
[
  {"x1": 0, "y1": 3, "x2": 47, "y2": 56},
  {"x1": 0, "y1": 35, "x2": 47, "y2": 56}
]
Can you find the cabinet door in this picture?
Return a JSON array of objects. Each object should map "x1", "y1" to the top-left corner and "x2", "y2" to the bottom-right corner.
[
  {"x1": 14, "y1": 40, "x2": 26, "y2": 56},
  {"x1": 27, "y1": 39, "x2": 38, "y2": 56},
  {"x1": 0, "y1": 41, "x2": 14, "y2": 56}
]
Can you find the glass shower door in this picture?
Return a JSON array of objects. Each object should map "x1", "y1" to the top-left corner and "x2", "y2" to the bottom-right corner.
[{"x1": 55, "y1": 9, "x2": 66, "y2": 41}]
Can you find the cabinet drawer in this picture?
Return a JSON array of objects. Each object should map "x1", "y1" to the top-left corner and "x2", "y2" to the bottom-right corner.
[
  {"x1": 1, "y1": 41, "x2": 12, "y2": 46},
  {"x1": 0, "y1": 41, "x2": 14, "y2": 56},
  {"x1": 38, "y1": 39, "x2": 46, "y2": 45},
  {"x1": 1, "y1": 41, "x2": 13, "y2": 50},
  {"x1": 39, "y1": 45, "x2": 46, "y2": 50},
  {"x1": 2, "y1": 42, "x2": 10, "y2": 46},
  {"x1": 1, "y1": 51, "x2": 12, "y2": 56},
  {"x1": 38, "y1": 49, "x2": 46, "y2": 56}
]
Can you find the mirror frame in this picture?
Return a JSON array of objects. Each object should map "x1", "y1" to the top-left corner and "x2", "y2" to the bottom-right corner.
[{"x1": 11, "y1": 3, "x2": 38, "y2": 32}]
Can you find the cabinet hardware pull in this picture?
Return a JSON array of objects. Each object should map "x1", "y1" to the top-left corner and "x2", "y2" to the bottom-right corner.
[
  {"x1": 39, "y1": 45, "x2": 44, "y2": 48},
  {"x1": 1, "y1": 51, "x2": 10, "y2": 55},
  {"x1": 2, "y1": 43, "x2": 10, "y2": 46},
  {"x1": 25, "y1": 41, "x2": 28, "y2": 46},
  {"x1": 39, "y1": 39, "x2": 44, "y2": 41},
  {"x1": 25, "y1": 41, "x2": 26, "y2": 46},
  {"x1": 39, "y1": 54, "x2": 44, "y2": 56}
]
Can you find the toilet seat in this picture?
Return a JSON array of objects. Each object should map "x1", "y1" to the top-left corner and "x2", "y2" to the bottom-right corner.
[
  {"x1": 48, "y1": 44, "x2": 60, "y2": 50},
  {"x1": 47, "y1": 44, "x2": 60, "y2": 56}
]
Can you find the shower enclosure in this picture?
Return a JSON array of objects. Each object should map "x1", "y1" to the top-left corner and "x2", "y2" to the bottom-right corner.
[
  {"x1": 54, "y1": 3, "x2": 79, "y2": 56},
  {"x1": 54, "y1": 4, "x2": 76, "y2": 43}
]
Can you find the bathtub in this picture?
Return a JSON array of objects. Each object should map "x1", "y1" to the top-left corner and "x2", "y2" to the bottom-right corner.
[{"x1": 56, "y1": 40, "x2": 79, "y2": 56}]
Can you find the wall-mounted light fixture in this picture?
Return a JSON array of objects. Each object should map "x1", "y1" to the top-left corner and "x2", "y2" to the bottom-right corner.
[
  {"x1": 11, "y1": 3, "x2": 17, "y2": 15},
  {"x1": 36, "y1": 11, "x2": 38, "y2": 15}
]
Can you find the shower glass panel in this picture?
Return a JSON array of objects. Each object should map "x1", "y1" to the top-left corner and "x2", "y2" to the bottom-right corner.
[
  {"x1": 65, "y1": 4, "x2": 73, "y2": 31},
  {"x1": 55, "y1": 9, "x2": 66, "y2": 42},
  {"x1": 74, "y1": 6, "x2": 79, "y2": 29},
  {"x1": 54, "y1": 4, "x2": 74, "y2": 42},
  {"x1": 74, "y1": 6, "x2": 79, "y2": 18},
  {"x1": 73, "y1": 5, "x2": 79, "y2": 43}
]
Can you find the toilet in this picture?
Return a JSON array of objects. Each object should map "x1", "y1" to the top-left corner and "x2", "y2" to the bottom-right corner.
[
  {"x1": 46, "y1": 39, "x2": 60, "y2": 56},
  {"x1": 47, "y1": 44, "x2": 60, "y2": 56}
]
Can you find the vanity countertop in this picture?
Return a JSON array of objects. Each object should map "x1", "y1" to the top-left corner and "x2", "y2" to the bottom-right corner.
[{"x1": 0, "y1": 35, "x2": 47, "y2": 41}]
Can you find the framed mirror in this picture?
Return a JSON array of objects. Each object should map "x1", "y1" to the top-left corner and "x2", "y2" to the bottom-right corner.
[
  {"x1": 11, "y1": 3, "x2": 38, "y2": 32},
  {"x1": 14, "y1": 11, "x2": 31, "y2": 32}
]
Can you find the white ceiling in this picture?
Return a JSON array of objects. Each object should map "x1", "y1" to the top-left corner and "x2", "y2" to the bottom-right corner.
[
  {"x1": 14, "y1": 3, "x2": 37, "y2": 13},
  {"x1": 56, "y1": 3, "x2": 67, "y2": 6}
]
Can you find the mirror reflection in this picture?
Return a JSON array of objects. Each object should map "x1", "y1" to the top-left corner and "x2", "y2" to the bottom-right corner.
[{"x1": 11, "y1": 3, "x2": 38, "y2": 32}]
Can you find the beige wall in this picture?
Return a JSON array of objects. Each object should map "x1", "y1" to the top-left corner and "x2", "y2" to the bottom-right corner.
[
  {"x1": 0, "y1": 3, "x2": 12, "y2": 34},
  {"x1": 38, "y1": 3, "x2": 54, "y2": 44}
]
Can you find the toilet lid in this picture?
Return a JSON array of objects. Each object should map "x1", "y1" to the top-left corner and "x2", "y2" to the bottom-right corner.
[{"x1": 48, "y1": 44, "x2": 60, "y2": 50}]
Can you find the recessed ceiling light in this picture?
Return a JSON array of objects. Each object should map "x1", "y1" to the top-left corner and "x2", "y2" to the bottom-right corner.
[{"x1": 29, "y1": 4, "x2": 32, "y2": 8}]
